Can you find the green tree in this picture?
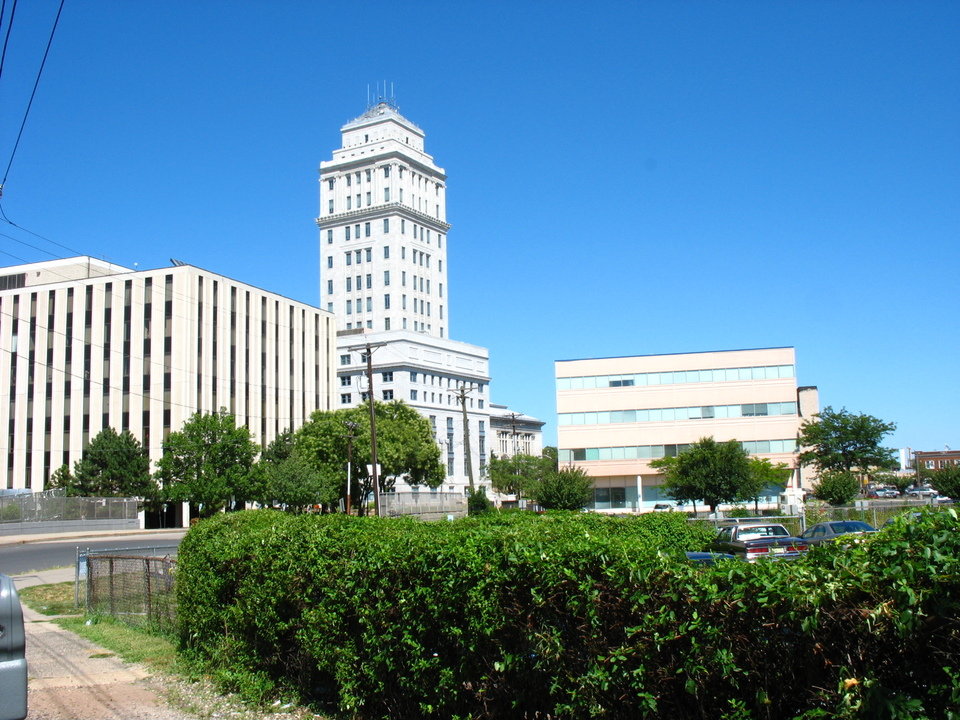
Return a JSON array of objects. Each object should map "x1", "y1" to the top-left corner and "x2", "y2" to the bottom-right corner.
[
  {"x1": 467, "y1": 487, "x2": 493, "y2": 515},
  {"x1": 488, "y1": 453, "x2": 550, "y2": 497},
  {"x1": 812, "y1": 470, "x2": 860, "y2": 506},
  {"x1": 155, "y1": 410, "x2": 260, "y2": 517},
  {"x1": 798, "y1": 406, "x2": 897, "y2": 476},
  {"x1": 541, "y1": 446, "x2": 559, "y2": 472},
  {"x1": 296, "y1": 401, "x2": 444, "y2": 514},
  {"x1": 739, "y1": 458, "x2": 791, "y2": 513},
  {"x1": 51, "y1": 428, "x2": 156, "y2": 498},
  {"x1": 257, "y1": 431, "x2": 333, "y2": 512},
  {"x1": 928, "y1": 464, "x2": 960, "y2": 500},
  {"x1": 532, "y1": 466, "x2": 593, "y2": 511},
  {"x1": 651, "y1": 437, "x2": 750, "y2": 514}
]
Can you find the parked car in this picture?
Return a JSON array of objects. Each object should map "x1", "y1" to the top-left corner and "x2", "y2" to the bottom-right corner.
[
  {"x1": 905, "y1": 486, "x2": 938, "y2": 498},
  {"x1": 800, "y1": 520, "x2": 877, "y2": 547},
  {"x1": 710, "y1": 523, "x2": 808, "y2": 561},
  {"x1": 867, "y1": 487, "x2": 900, "y2": 499},
  {"x1": 685, "y1": 551, "x2": 736, "y2": 565}
]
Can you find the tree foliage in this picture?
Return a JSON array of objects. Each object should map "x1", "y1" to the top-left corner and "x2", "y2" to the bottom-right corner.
[
  {"x1": 488, "y1": 453, "x2": 550, "y2": 497},
  {"x1": 740, "y1": 457, "x2": 791, "y2": 512},
  {"x1": 258, "y1": 431, "x2": 333, "y2": 512},
  {"x1": 532, "y1": 466, "x2": 593, "y2": 510},
  {"x1": 652, "y1": 437, "x2": 751, "y2": 513},
  {"x1": 928, "y1": 464, "x2": 960, "y2": 500},
  {"x1": 155, "y1": 410, "x2": 260, "y2": 517},
  {"x1": 813, "y1": 470, "x2": 861, "y2": 506},
  {"x1": 50, "y1": 427, "x2": 156, "y2": 498},
  {"x1": 295, "y1": 401, "x2": 444, "y2": 514},
  {"x1": 798, "y1": 406, "x2": 897, "y2": 475}
]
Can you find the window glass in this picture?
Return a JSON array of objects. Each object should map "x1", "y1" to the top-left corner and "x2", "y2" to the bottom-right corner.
[{"x1": 585, "y1": 448, "x2": 599, "y2": 461}]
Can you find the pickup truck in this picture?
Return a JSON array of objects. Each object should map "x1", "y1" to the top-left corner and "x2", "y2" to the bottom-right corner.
[{"x1": 710, "y1": 523, "x2": 808, "y2": 561}]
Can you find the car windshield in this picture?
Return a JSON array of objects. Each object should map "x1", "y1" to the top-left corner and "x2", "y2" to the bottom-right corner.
[
  {"x1": 830, "y1": 521, "x2": 875, "y2": 533},
  {"x1": 738, "y1": 525, "x2": 789, "y2": 540}
]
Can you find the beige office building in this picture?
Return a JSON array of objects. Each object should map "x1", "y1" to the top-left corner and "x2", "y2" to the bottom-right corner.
[
  {"x1": 0, "y1": 257, "x2": 337, "y2": 492},
  {"x1": 556, "y1": 347, "x2": 818, "y2": 512}
]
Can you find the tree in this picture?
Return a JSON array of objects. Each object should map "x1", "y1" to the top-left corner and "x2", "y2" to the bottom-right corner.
[
  {"x1": 812, "y1": 470, "x2": 860, "y2": 506},
  {"x1": 928, "y1": 464, "x2": 960, "y2": 500},
  {"x1": 739, "y1": 458, "x2": 791, "y2": 514},
  {"x1": 296, "y1": 401, "x2": 444, "y2": 514},
  {"x1": 488, "y1": 453, "x2": 550, "y2": 497},
  {"x1": 651, "y1": 438, "x2": 751, "y2": 514},
  {"x1": 155, "y1": 410, "x2": 260, "y2": 517},
  {"x1": 798, "y1": 406, "x2": 897, "y2": 477},
  {"x1": 257, "y1": 431, "x2": 334, "y2": 512},
  {"x1": 51, "y1": 428, "x2": 156, "y2": 498},
  {"x1": 532, "y1": 466, "x2": 593, "y2": 511}
]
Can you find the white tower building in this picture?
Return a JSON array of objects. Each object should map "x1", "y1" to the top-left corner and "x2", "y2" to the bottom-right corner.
[
  {"x1": 317, "y1": 99, "x2": 491, "y2": 496},
  {"x1": 319, "y1": 101, "x2": 450, "y2": 338}
]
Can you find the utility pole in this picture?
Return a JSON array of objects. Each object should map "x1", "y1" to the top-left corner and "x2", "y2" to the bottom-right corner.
[
  {"x1": 343, "y1": 420, "x2": 359, "y2": 514},
  {"x1": 457, "y1": 384, "x2": 475, "y2": 492},
  {"x1": 348, "y1": 340, "x2": 386, "y2": 517},
  {"x1": 509, "y1": 412, "x2": 519, "y2": 457}
]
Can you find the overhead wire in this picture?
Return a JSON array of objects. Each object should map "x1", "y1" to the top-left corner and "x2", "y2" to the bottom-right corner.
[
  {"x1": 1, "y1": 0, "x2": 65, "y2": 191},
  {"x1": 0, "y1": 0, "x2": 17, "y2": 79}
]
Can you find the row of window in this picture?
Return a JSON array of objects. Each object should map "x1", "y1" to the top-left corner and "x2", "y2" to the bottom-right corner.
[
  {"x1": 327, "y1": 165, "x2": 441, "y2": 191},
  {"x1": 558, "y1": 402, "x2": 798, "y2": 426},
  {"x1": 556, "y1": 364, "x2": 796, "y2": 391},
  {"x1": 559, "y1": 438, "x2": 798, "y2": 463},
  {"x1": 326, "y1": 219, "x2": 445, "y2": 248}
]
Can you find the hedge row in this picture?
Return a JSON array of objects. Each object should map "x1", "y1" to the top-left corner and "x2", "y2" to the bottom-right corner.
[{"x1": 175, "y1": 509, "x2": 960, "y2": 719}]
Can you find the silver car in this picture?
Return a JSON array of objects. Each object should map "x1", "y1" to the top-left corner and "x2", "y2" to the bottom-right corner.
[{"x1": 800, "y1": 520, "x2": 876, "y2": 547}]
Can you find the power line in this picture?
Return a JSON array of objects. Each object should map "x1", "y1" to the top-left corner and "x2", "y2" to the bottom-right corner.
[
  {"x1": 0, "y1": 0, "x2": 19, "y2": 80},
  {"x1": 1, "y1": 0, "x2": 65, "y2": 190}
]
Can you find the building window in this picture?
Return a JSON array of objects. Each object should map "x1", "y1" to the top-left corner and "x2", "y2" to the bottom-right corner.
[
  {"x1": 410, "y1": 389, "x2": 418, "y2": 401},
  {"x1": 346, "y1": 174, "x2": 352, "y2": 187},
  {"x1": 382, "y1": 372, "x2": 394, "y2": 382},
  {"x1": 383, "y1": 390, "x2": 394, "y2": 401},
  {"x1": 384, "y1": 294, "x2": 391, "y2": 309},
  {"x1": 383, "y1": 270, "x2": 390, "y2": 286},
  {"x1": 364, "y1": 222, "x2": 371, "y2": 237},
  {"x1": 341, "y1": 393, "x2": 351, "y2": 404},
  {"x1": 340, "y1": 375, "x2": 351, "y2": 387},
  {"x1": 383, "y1": 219, "x2": 390, "y2": 233},
  {"x1": 355, "y1": 223, "x2": 360, "y2": 237},
  {"x1": 366, "y1": 297, "x2": 372, "y2": 312},
  {"x1": 327, "y1": 280, "x2": 333, "y2": 294},
  {"x1": 355, "y1": 250, "x2": 362, "y2": 264},
  {"x1": 346, "y1": 300, "x2": 352, "y2": 315},
  {"x1": 402, "y1": 271, "x2": 406, "y2": 286},
  {"x1": 384, "y1": 246, "x2": 390, "y2": 259},
  {"x1": 344, "y1": 227, "x2": 351, "y2": 241},
  {"x1": 384, "y1": 188, "x2": 390, "y2": 202},
  {"x1": 346, "y1": 277, "x2": 352, "y2": 292},
  {"x1": 327, "y1": 256, "x2": 333, "y2": 268},
  {"x1": 365, "y1": 274, "x2": 372, "y2": 289},
  {"x1": 383, "y1": 165, "x2": 390, "y2": 178},
  {"x1": 366, "y1": 169, "x2": 371, "y2": 181},
  {"x1": 384, "y1": 318, "x2": 390, "y2": 330},
  {"x1": 327, "y1": 178, "x2": 334, "y2": 190},
  {"x1": 366, "y1": 192, "x2": 371, "y2": 206},
  {"x1": 365, "y1": 248, "x2": 372, "y2": 262},
  {"x1": 340, "y1": 354, "x2": 351, "y2": 365},
  {"x1": 327, "y1": 229, "x2": 333, "y2": 244},
  {"x1": 347, "y1": 196, "x2": 352, "y2": 210},
  {"x1": 410, "y1": 371, "x2": 418, "y2": 382},
  {"x1": 328, "y1": 199, "x2": 333, "y2": 214},
  {"x1": 345, "y1": 252, "x2": 352, "y2": 266}
]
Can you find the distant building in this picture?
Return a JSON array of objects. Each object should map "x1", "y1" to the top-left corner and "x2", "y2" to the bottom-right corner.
[
  {"x1": 555, "y1": 347, "x2": 819, "y2": 512},
  {"x1": 317, "y1": 99, "x2": 491, "y2": 494},
  {"x1": 0, "y1": 257, "x2": 337, "y2": 493},
  {"x1": 488, "y1": 403, "x2": 545, "y2": 459},
  {"x1": 914, "y1": 449, "x2": 960, "y2": 472}
]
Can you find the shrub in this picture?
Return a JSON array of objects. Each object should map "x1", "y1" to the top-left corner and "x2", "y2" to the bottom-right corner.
[
  {"x1": 175, "y1": 508, "x2": 960, "y2": 719},
  {"x1": 466, "y1": 487, "x2": 492, "y2": 515},
  {"x1": 813, "y1": 470, "x2": 861, "y2": 505}
]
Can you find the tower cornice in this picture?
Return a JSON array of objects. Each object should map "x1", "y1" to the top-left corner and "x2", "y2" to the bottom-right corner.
[{"x1": 316, "y1": 201, "x2": 451, "y2": 232}]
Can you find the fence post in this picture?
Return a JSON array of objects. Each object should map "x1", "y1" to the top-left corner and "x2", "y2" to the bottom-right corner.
[
  {"x1": 144, "y1": 558, "x2": 152, "y2": 622},
  {"x1": 109, "y1": 557, "x2": 115, "y2": 616}
]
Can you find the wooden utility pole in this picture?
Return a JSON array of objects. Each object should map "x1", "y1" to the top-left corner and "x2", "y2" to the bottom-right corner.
[{"x1": 457, "y1": 384, "x2": 475, "y2": 491}]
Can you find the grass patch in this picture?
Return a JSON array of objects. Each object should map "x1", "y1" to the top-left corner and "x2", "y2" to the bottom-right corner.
[
  {"x1": 56, "y1": 615, "x2": 180, "y2": 674},
  {"x1": 17, "y1": 581, "x2": 82, "y2": 616}
]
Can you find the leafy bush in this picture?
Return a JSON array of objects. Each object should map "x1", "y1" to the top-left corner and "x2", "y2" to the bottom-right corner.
[
  {"x1": 176, "y1": 508, "x2": 960, "y2": 719},
  {"x1": 466, "y1": 486, "x2": 492, "y2": 515},
  {"x1": 813, "y1": 470, "x2": 861, "y2": 505}
]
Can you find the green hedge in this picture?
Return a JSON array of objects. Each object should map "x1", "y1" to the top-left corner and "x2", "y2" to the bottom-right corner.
[{"x1": 175, "y1": 509, "x2": 960, "y2": 719}]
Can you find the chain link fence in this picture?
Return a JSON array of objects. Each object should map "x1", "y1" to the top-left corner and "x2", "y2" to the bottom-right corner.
[
  {"x1": 380, "y1": 491, "x2": 467, "y2": 519},
  {"x1": 0, "y1": 489, "x2": 140, "y2": 535},
  {"x1": 85, "y1": 553, "x2": 177, "y2": 632}
]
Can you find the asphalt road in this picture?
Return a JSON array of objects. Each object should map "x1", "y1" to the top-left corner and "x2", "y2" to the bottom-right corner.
[{"x1": 0, "y1": 530, "x2": 187, "y2": 575}]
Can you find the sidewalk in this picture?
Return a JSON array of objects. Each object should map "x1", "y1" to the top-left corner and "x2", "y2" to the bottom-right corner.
[
  {"x1": 0, "y1": 527, "x2": 188, "y2": 548},
  {"x1": 11, "y1": 567, "x2": 197, "y2": 720}
]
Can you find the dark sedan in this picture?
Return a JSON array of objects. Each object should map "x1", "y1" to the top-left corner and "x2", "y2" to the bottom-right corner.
[
  {"x1": 710, "y1": 523, "x2": 808, "y2": 561},
  {"x1": 800, "y1": 520, "x2": 876, "y2": 547}
]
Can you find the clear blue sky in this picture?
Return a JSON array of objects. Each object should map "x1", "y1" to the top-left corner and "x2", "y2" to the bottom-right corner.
[{"x1": 2, "y1": 2, "x2": 957, "y2": 454}]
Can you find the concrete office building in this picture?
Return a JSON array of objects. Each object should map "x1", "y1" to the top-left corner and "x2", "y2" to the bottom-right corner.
[
  {"x1": 555, "y1": 347, "x2": 818, "y2": 512},
  {"x1": 317, "y1": 99, "x2": 491, "y2": 494},
  {"x1": 0, "y1": 257, "x2": 337, "y2": 492},
  {"x1": 489, "y1": 403, "x2": 545, "y2": 459}
]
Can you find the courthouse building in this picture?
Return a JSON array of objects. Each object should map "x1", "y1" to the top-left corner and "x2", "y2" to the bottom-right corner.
[
  {"x1": 317, "y1": 98, "x2": 497, "y2": 494},
  {"x1": 556, "y1": 347, "x2": 818, "y2": 512},
  {"x1": 0, "y1": 257, "x2": 336, "y2": 492}
]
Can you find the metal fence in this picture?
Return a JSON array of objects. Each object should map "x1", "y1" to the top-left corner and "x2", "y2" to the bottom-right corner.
[
  {"x1": 0, "y1": 489, "x2": 140, "y2": 535},
  {"x1": 379, "y1": 491, "x2": 467, "y2": 519},
  {"x1": 85, "y1": 553, "x2": 177, "y2": 632}
]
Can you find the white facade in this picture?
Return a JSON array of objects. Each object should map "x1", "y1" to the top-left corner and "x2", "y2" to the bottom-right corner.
[
  {"x1": 318, "y1": 101, "x2": 450, "y2": 339},
  {"x1": 488, "y1": 403, "x2": 545, "y2": 459},
  {"x1": 0, "y1": 257, "x2": 337, "y2": 491},
  {"x1": 319, "y1": 101, "x2": 491, "y2": 495}
]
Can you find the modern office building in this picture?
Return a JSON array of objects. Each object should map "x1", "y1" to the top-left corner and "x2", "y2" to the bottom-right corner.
[
  {"x1": 0, "y1": 257, "x2": 337, "y2": 492},
  {"x1": 555, "y1": 347, "x2": 818, "y2": 512},
  {"x1": 317, "y1": 99, "x2": 491, "y2": 494}
]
